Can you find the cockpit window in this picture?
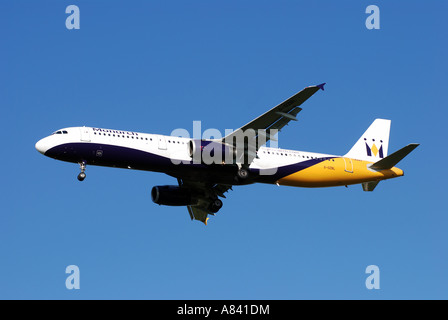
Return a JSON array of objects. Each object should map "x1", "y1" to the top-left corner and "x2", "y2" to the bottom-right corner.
[
  {"x1": 55, "y1": 131, "x2": 62, "y2": 134},
  {"x1": 62, "y1": 130, "x2": 68, "y2": 134}
]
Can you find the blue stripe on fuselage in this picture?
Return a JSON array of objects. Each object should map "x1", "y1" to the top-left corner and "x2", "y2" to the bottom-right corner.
[{"x1": 45, "y1": 142, "x2": 334, "y2": 185}]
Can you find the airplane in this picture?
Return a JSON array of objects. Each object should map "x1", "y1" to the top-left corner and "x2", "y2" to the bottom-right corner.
[{"x1": 35, "y1": 83, "x2": 418, "y2": 225}]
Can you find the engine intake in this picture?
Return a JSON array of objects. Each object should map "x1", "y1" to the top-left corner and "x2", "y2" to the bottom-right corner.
[{"x1": 151, "y1": 185, "x2": 197, "y2": 206}]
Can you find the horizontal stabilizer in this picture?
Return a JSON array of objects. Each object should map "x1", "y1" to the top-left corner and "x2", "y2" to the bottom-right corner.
[{"x1": 370, "y1": 143, "x2": 419, "y2": 171}]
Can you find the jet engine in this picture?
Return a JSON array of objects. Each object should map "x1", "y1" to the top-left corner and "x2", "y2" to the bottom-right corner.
[{"x1": 151, "y1": 185, "x2": 198, "y2": 206}]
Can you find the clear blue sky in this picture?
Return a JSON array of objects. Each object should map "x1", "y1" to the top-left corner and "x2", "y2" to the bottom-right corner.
[{"x1": 1, "y1": 0, "x2": 447, "y2": 299}]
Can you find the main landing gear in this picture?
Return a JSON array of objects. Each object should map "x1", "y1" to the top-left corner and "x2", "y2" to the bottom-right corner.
[
  {"x1": 77, "y1": 161, "x2": 86, "y2": 181},
  {"x1": 208, "y1": 198, "x2": 223, "y2": 213}
]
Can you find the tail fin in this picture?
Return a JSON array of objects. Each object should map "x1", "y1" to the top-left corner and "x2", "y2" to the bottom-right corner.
[{"x1": 345, "y1": 119, "x2": 391, "y2": 162}]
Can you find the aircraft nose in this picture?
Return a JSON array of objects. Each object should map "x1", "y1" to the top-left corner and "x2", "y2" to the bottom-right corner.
[{"x1": 35, "y1": 137, "x2": 49, "y2": 155}]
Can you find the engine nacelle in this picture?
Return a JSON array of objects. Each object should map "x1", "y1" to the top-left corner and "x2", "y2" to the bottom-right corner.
[
  {"x1": 151, "y1": 185, "x2": 197, "y2": 206},
  {"x1": 188, "y1": 140, "x2": 237, "y2": 164}
]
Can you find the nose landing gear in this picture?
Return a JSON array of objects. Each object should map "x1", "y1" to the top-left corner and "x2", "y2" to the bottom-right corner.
[{"x1": 77, "y1": 161, "x2": 86, "y2": 181}]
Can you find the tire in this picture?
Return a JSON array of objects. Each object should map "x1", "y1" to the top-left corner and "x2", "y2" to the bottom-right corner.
[
  {"x1": 209, "y1": 198, "x2": 223, "y2": 213},
  {"x1": 77, "y1": 172, "x2": 86, "y2": 181}
]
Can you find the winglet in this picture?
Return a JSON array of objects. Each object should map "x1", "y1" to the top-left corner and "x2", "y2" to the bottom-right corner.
[{"x1": 317, "y1": 83, "x2": 326, "y2": 91}]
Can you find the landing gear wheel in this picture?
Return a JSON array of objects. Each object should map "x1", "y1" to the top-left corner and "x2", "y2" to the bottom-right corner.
[
  {"x1": 237, "y1": 168, "x2": 249, "y2": 180},
  {"x1": 77, "y1": 161, "x2": 87, "y2": 181},
  {"x1": 77, "y1": 172, "x2": 86, "y2": 181},
  {"x1": 209, "y1": 198, "x2": 223, "y2": 213}
]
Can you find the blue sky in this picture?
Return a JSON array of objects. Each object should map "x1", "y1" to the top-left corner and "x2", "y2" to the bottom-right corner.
[{"x1": 1, "y1": 0, "x2": 447, "y2": 299}]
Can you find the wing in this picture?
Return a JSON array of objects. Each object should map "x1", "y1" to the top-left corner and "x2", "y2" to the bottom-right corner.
[
  {"x1": 222, "y1": 83, "x2": 325, "y2": 164},
  {"x1": 179, "y1": 179, "x2": 232, "y2": 225}
]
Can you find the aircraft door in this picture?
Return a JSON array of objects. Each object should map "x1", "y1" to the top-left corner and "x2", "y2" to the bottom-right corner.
[
  {"x1": 158, "y1": 136, "x2": 167, "y2": 150},
  {"x1": 343, "y1": 158, "x2": 354, "y2": 173},
  {"x1": 80, "y1": 127, "x2": 91, "y2": 142}
]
